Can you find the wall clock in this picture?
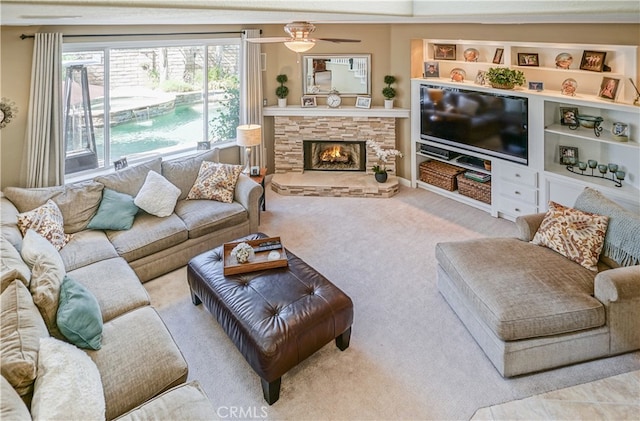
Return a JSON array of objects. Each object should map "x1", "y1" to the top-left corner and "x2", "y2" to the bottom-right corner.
[{"x1": 326, "y1": 89, "x2": 341, "y2": 108}]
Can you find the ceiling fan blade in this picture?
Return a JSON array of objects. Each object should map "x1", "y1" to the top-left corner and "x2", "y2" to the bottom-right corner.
[
  {"x1": 317, "y1": 38, "x2": 361, "y2": 43},
  {"x1": 246, "y1": 37, "x2": 291, "y2": 43}
]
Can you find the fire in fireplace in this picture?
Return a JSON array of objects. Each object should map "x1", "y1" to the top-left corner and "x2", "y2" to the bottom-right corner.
[{"x1": 303, "y1": 140, "x2": 367, "y2": 171}]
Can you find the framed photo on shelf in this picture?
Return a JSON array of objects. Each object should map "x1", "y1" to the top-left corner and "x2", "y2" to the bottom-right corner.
[
  {"x1": 528, "y1": 81, "x2": 543, "y2": 91},
  {"x1": 492, "y1": 48, "x2": 504, "y2": 64},
  {"x1": 423, "y1": 61, "x2": 440, "y2": 78},
  {"x1": 518, "y1": 53, "x2": 539, "y2": 66},
  {"x1": 301, "y1": 96, "x2": 317, "y2": 108},
  {"x1": 559, "y1": 107, "x2": 578, "y2": 126},
  {"x1": 598, "y1": 77, "x2": 620, "y2": 101},
  {"x1": 197, "y1": 141, "x2": 211, "y2": 150},
  {"x1": 475, "y1": 70, "x2": 487, "y2": 85},
  {"x1": 355, "y1": 96, "x2": 372, "y2": 109},
  {"x1": 434, "y1": 44, "x2": 456, "y2": 60},
  {"x1": 580, "y1": 50, "x2": 606, "y2": 72},
  {"x1": 113, "y1": 157, "x2": 128, "y2": 171},
  {"x1": 559, "y1": 145, "x2": 579, "y2": 165}
]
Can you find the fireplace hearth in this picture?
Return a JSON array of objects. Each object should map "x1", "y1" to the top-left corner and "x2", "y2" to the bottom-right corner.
[{"x1": 303, "y1": 140, "x2": 366, "y2": 171}]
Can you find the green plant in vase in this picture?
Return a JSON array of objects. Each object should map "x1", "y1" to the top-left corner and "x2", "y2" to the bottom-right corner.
[
  {"x1": 382, "y1": 75, "x2": 397, "y2": 108},
  {"x1": 486, "y1": 67, "x2": 526, "y2": 89},
  {"x1": 276, "y1": 74, "x2": 289, "y2": 107}
]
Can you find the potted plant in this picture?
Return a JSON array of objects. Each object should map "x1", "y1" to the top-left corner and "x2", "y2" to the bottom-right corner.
[
  {"x1": 382, "y1": 75, "x2": 397, "y2": 109},
  {"x1": 485, "y1": 67, "x2": 526, "y2": 89},
  {"x1": 275, "y1": 74, "x2": 289, "y2": 107},
  {"x1": 366, "y1": 139, "x2": 403, "y2": 183}
]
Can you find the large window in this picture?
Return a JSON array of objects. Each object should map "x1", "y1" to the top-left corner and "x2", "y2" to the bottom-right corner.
[{"x1": 62, "y1": 39, "x2": 241, "y2": 175}]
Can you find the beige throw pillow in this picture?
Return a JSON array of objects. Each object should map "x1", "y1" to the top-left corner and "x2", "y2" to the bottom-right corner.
[
  {"x1": 0, "y1": 280, "x2": 49, "y2": 397},
  {"x1": 531, "y1": 201, "x2": 609, "y2": 271},
  {"x1": 187, "y1": 161, "x2": 243, "y2": 203},
  {"x1": 17, "y1": 200, "x2": 70, "y2": 250}
]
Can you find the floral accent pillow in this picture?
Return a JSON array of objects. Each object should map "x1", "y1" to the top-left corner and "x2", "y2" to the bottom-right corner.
[
  {"x1": 531, "y1": 201, "x2": 609, "y2": 271},
  {"x1": 17, "y1": 199, "x2": 70, "y2": 250},
  {"x1": 187, "y1": 162, "x2": 243, "y2": 203}
]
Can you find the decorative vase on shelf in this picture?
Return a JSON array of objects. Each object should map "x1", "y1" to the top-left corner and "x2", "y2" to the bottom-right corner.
[
  {"x1": 277, "y1": 98, "x2": 287, "y2": 108},
  {"x1": 374, "y1": 172, "x2": 388, "y2": 183},
  {"x1": 384, "y1": 99, "x2": 394, "y2": 109}
]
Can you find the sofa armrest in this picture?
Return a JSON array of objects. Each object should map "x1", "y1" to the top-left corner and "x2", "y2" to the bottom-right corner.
[
  {"x1": 594, "y1": 265, "x2": 640, "y2": 354},
  {"x1": 234, "y1": 174, "x2": 263, "y2": 233},
  {"x1": 514, "y1": 213, "x2": 546, "y2": 241}
]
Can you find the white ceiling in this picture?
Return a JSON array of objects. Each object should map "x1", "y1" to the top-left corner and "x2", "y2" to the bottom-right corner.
[{"x1": 1, "y1": 0, "x2": 639, "y2": 26}]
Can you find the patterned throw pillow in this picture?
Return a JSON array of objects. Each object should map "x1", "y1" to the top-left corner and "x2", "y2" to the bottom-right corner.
[
  {"x1": 531, "y1": 201, "x2": 609, "y2": 271},
  {"x1": 187, "y1": 161, "x2": 243, "y2": 203},
  {"x1": 17, "y1": 199, "x2": 70, "y2": 250}
]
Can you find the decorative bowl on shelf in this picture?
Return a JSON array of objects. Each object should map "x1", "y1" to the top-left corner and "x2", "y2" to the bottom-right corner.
[{"x1": 577, "y1": 115, "x2": 603, "y2": 129}]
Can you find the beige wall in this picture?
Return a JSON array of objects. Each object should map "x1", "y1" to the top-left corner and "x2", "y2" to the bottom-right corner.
[{"x1": 1, "y1": 23, "x2": 638, "y2": 188}]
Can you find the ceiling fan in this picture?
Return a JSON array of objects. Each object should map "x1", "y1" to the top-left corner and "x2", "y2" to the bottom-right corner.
[{"x1": 246, "y1": 21, "x2": 360, "y2": 53}]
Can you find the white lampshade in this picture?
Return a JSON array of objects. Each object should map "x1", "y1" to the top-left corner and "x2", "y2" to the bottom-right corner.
[
  {"x1": 236, "y1": 124, "x2": 262, "y2": 147},
  {"x1": 284, "y1": 40, "x2": 315, "y2": 53}
]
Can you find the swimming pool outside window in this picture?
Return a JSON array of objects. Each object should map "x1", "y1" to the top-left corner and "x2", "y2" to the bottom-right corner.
[{"x1": 62, "y1": 39, "x2": 241, "y2": 176}]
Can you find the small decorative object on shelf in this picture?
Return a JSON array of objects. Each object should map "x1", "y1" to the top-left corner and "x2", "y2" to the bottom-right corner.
[
  {"x1": 559, "y1": 145, "x2": 579, "y2": 165},
  {"x1": 382, "y1": 75, "x2": 397, "y2": 109},
  {"x1": 555, "y1": 53, "x2": 573, "y2": 69},
  {"x1": 301, "y1": 95, "x2": 317, "y2": 108},
  {"x1": 367, "y1": 139, "x2": 403, "y2": 183},
  {"x1": 528, "y1": 81, "x2": 543, "y2": 91},
  {"x1": 566, "y1": 160, "x2": 625, "y2": 187},
  {"x1": 492, "y1": 48, "x2": 504, "y2": 64},
  {"x1": 276, "y1": 74, "x2": 289, "y2": 107},
  {"x1": 518, "y1": 53, "x2": 539, "y2": 67},
  {"x1": 629, "y1": 78, "x2": 640, "y2": 106},
  {"x1": 424, "y1": 62, "x2": 439, "y2": 78},
  {"x1": 611, "y1": 122, "x2": 629, "y2": 142},
  {"x1": 580, "y1": 50, "x2": 607, "y2": 72},
  {"x1": 561, "y1": 78, "x2": 578, "y2": 96},
  {"x1": 475, "y1": 70, "x2": 487, "y2": 85},
  {"x1": 355, "y1": 96, "x2": 371, "y2": 109},
  {"x1": 486, "y1": 67, "x2": 525, "y2": 89},
  {"x1": 573, "y1": 115, "x2": 604, "y2": 136},
  {"x1": 560, "y1": 107, "x2": 579, "y2": 126},
  {"x1": 231, "y1": 242, "x2": 255, "y2": 264},
  {"x1": 326, "y1": 89, "x2": 342, "y2": 108},
  {"x1": 450, "y1": 68, "x2": 466, "y2": 82},
  {"x1": 434, "y1": 44, "x2": 456, "y2": 60},
  {"x1": 463, "y1": 48, "x2": 479, "y2": 62},
  {"x1": 598, "y1": 77, "x2": 620, "y2": 101}
]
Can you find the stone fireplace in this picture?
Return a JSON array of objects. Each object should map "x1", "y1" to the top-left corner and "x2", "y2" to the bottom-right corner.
[
  {"x1": 263, "y1": 107, "x2": 410, "y2": 198},
  {"x1": 303, "y1": 140, "x2": 367, "y2": 172}
]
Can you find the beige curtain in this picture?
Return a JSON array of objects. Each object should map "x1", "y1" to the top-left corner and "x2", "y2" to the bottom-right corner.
[
  {"x1": 22, "y1": 33, "x2": 64, "y2": 187},
  {"x1": 241, "y1": 29, "x2": 264, "y2": 168}
]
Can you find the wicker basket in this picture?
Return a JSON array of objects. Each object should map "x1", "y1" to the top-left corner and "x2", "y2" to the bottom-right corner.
[
  {"x1": 456, "y1": 174, "x2": 492, "y2": 204},
  {"x1": 419, "y1": 161, "x2": 465, "y2": 191}
]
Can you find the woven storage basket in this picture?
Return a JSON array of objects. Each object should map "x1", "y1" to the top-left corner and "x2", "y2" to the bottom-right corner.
[
  {"x1": 419, "y1": 161, "x2": 465, "y2": 191},
  {"x1": 456, "y1": 174, "x2": 492, "y2": 204}
]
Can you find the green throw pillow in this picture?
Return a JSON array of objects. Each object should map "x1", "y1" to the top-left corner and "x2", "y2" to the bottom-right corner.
[
  {"x1": 56, "y1": 275, "x2": 103, "y2": 350},
  {"x1": 87, "y1": 188, "x2": 138, "y2": 231}
]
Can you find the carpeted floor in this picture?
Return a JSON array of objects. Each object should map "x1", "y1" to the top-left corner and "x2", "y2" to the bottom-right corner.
[{"x1": 145, "y1": 183, "x2": 640, "y2": 420}]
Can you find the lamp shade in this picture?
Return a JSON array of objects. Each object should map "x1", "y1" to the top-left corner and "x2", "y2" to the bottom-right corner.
[
  {"x1": 284, "y1": 40, "x2": 315, "y2": 53},
  {"x1": 236, "y1": 124, "x2": 262, "y2": 147}
]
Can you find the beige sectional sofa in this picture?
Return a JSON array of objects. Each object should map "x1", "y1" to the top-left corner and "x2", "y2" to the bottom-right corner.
[
  {"x1": 436, "y1": 188, "x2": 640, "y2": 377},
  {"x1": 1, "y1": 149, "x2": 263, "y2": 419}
]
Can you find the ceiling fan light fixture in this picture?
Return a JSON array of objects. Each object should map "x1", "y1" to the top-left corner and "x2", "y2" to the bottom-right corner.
[{"x1": 284, "y1": 40, "x2": 315, "y2": 53}]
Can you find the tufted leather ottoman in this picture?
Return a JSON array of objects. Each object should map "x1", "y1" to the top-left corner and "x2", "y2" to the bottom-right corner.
[{"x1": 187, "y1": 233, "x2": 354, "y2": 404}]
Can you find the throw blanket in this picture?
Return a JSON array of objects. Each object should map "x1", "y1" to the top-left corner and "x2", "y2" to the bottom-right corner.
[{"x1": 574, "y1": 187, "x2": 640, "y2": 267}]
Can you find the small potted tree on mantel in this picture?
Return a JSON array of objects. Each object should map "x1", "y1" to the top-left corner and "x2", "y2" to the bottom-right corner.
[
  {"x1": 276, "y1": 74, "x2": 289, "y2": 107},
  {"x1": 382, "y1": 75, "x2": 397, "y2": 109}
]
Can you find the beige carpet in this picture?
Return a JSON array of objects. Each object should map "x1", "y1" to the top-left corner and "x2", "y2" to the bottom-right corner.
[{"x1": 146, "y1": 183, "x2": 640, "y2": 420}]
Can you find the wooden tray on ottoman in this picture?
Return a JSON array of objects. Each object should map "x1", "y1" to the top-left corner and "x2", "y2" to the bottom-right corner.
[
  {"x1": 419, "y1": 160, "x2": 465, "y2": 191},
  {"x1": 223, "y1": 236, "x2": 288, "y2": 275},
  {"x1": 456, "y1": 174, "x2": 492, "y2": 204}
]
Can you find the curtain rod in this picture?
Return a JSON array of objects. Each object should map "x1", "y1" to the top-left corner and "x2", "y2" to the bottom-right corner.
[{"x1": 20, "y1": 30, "x2": 257, "y2": 40}]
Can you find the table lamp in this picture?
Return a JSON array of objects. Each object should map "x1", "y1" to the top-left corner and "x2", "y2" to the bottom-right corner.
[{"x1": 236, "y1": 124, "x2": 261, "y2": 174}]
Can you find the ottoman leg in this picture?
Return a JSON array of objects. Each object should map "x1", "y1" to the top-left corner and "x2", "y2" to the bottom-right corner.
[
  {"x1": 335, "y1": 327, "x2": 352, "y2": 351},
  {"x1": 190, "y1": 289, "x2": 202, "y2": 306},
  {"x1": 261, "y1": 377, "x2": 281, "y2": 405}
]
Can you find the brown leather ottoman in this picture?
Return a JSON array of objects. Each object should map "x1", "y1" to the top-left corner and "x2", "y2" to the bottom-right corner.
[{"x1": 187, "y1": 233, "x2": 354, "y2": 405}]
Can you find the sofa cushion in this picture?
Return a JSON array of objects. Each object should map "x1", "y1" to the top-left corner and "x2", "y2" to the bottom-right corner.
[
  {"x1": 4, "y1": 181, "x2": 104, "y2": 234},
  {"x1": 1, "y1": 236, "x2": 30, "y2": 293},
  {"x1": 17, "y1": 200, "x2": 70, "y2": 250},
  {"x1": 116, "y1": 381, "x2": 215, "y2": 421},
  {"x1": 86, "y1": 306, "x2": 188, "y2": 420},
  {"x1": 162, "y1": 149, "x2": 220, "y2": 200},
  {"x1": 87, "y1": 188, "x2": 139, "y2": 231},
  {"x1": 0, "y1": 195, "x2": 23, "y2": 252},
  {"x1": 20, "y1": 230, "x2": 65, "y2": 338},
  {"x1": 95, "y1": 157, "x2": 162, "y2": 197},
  {"x1": 435, "y1": 238, "x2": 605, "y2": 341},
  {"x1": 31, "y1": 337, "x2": 105, "y2": 420},
  {"x1": 532, "y1": 201, "x2": 609, "y2": 271},
  {"x1": 174, "y1": 199, "x2": 248, "y2": 239},
  {"x1": 56, "y1": 275, "x2": 103, "y2": 350},
  {"x1": 106, "y1": 212, "x2": 187, "y2": 262},
  {"x1": 134, "y1": 171, "x2": 181, "y2": 217},
  {"x1": 68, "y1": 257, "x2": 150, "y2": 323},
  {"x1": 1, "y1": 375, "x2": 31, "y2": 420},
  {"x1": 187, "y1": 161, "x2": 243, "y2": 203},
  {"x1": 574, "y1": 187, "x2": 640, "y2": 267},
  {"x1": 58, "y1": 229, "x2": 119, "y2": 272},
  {"x1": 0, "y1": 280, "x2": 49, "y2": 397}
]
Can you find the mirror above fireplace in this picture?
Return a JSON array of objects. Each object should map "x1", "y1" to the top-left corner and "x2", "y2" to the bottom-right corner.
[{"x1": 302, "y1": 54, "x2": 371, "y2": 97}]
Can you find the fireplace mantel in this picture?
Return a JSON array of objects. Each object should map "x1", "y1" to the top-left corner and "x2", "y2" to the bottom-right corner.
[{"x1": 263, "y1": 105, "x2": 410, "y2": 119}]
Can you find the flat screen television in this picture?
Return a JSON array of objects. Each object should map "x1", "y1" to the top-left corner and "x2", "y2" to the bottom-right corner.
[{"x1": 420, "y1": 84, "x2": 528, "y2": 165}]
